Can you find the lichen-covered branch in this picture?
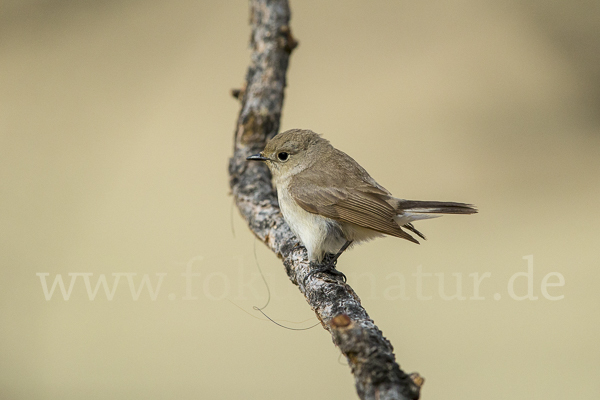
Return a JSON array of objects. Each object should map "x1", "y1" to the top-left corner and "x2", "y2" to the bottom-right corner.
[{"x1": 227, "y1": 1, "x2": 422, "y2": 399}]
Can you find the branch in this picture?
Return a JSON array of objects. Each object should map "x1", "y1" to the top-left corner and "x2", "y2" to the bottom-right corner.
[{"x1": 228, "y1": 1, "x2": 422, "y2": 399}]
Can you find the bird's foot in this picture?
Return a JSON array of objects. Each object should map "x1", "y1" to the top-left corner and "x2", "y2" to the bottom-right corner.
[{"x1": 303, "y1": 255, "x2": 347, "y2": 286}]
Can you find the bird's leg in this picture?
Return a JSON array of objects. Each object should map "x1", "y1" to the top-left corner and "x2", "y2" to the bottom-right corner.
[
  {"x1": 303, "y1": 240, "x2": 353, "y2": 286},
  {"x1": 326, "y1": 240, "x2": 353, "y2": 267}
]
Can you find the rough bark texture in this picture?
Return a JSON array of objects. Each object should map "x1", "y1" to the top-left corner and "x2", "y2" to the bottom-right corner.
[{"x1": 228, "y1": 1, "x2": 422, "y2": 399}]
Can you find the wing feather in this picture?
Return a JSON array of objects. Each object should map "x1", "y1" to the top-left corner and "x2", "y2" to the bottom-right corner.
[{"x1": 289, "y1": 169, "x2": 419, "y2": 243}]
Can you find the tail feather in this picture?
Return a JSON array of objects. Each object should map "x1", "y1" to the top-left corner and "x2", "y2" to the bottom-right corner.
[
  {"x1": 393, "y1": 200, "x2": 477, "y2": 244},
  {"x1": 397, "y1": 200, "x2": 477, "y2": 215}
]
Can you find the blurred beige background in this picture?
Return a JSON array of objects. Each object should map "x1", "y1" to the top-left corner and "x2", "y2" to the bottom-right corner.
[{"x1": 1, "y1": 1, "x2": 599, "y2": 399}]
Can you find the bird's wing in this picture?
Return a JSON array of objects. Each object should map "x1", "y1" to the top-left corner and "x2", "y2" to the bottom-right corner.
[{"x1": 288, "y1": 168, "x2": 419, "y2": 243}]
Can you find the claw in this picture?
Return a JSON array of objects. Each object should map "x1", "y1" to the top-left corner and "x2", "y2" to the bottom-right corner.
[
  {"x1": 303, "y1": 261, "x2": 347, "y2": 287},
  {"x1": 302, "y1": 240, "x2": 352, "y2": 287}
]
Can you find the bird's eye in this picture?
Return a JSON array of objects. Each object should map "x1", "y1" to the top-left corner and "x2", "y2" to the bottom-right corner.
[{"x1": 277, "y1": 152, "x2": 289, "y2": 161}]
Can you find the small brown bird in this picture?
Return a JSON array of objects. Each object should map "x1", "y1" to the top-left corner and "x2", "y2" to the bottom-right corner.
[{"x1": 247, "y1": 129, "x2": 477, "y2": 283}]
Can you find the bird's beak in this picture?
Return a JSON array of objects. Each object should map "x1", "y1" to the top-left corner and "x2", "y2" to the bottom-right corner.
[{"x1": 246, "y1": 153, "x2": 269, "y2": 162}]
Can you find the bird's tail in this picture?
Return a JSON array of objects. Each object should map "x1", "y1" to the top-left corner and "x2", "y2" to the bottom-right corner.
[
  {"x1": 393, "y1": 200, "x2": 477, "y2": 242},
  {"x1": 397, "y1": 200, "x2": 477, "y2": 215}
]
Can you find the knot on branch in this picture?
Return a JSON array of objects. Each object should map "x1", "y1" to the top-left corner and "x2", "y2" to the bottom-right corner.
[
  {"x1": 279, "y1": 25, "x2": 298, "y2": 53},
  {"x1": 231, "y1": 83, "x2": 247, "y2": 101}
]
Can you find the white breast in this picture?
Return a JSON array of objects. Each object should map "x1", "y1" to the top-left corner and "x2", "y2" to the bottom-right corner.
[{"x1": 277, "y1": 185, "x2": 344, "y2": 262}]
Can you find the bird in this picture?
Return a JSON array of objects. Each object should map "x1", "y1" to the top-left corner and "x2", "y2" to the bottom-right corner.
[{"x1": 247, "y1": 129, "x2": 477, "y2": 283}]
